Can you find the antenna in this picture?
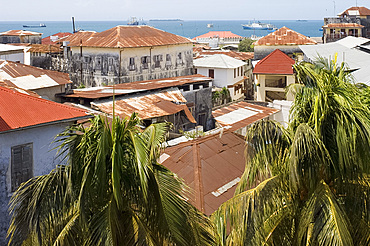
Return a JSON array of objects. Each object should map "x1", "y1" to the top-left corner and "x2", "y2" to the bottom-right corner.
[{"x1": 333, "y1": 1, "x2": 336, "y2": 16}]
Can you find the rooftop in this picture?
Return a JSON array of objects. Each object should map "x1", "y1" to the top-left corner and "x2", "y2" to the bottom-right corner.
[
  {"x1": 193, "y1": 54, "x2": 246, "y2": 69},
  {"x1": 339, "y1": 6, "x2": 370, "y2": 16},
  {"x1": 0, "y1": 86, "x2": 89, "y2": 133},
  {"x1": 195, "y1": 49, "x2": 254, "y2": 61},
  {"x1": 160, "y1": 131, "x2": 246, "y2": 215},
  {"x1": 253, "y1": 49, "x2": 295, "y2": 75},
  {"x1": 0, "y1": 43, "x2": 29, "y2": 53},
  {"x1": 0, "y1": 30, "x2": 42, "y2": 36},
  {"x1": 64, "y1": 74, "x2": 212, "y2": 100},
  {"x1": 194, "y1": 31, "x2": 243, "y2": 40},
  {"x1": 254, "y1": 26, "x2": 317, "y2": 46},
  {"x1": 0, "y1": 60, "x2": 72, "y2": 90},
  {"x1": 64, "y1": 26, "x2": 192, "y2": 48},
  {"x1": 42, "y1": 32, "x2": 72, "y2": 45},
  {"x1": 212, "y1": 101, "x2": 279, "y2": 131},
  {"x1": 323, "y1": 23, "x2": 364, "y2": 28},
  {"x1": 91, "y1": 87, "x2": 196, "y2": 122}
]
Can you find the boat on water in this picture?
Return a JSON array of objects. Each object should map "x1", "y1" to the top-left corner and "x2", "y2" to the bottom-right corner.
[
  {"x1": 242, "y1": 22, "x2": 276, "y2": 30},
  {"x1": 23, "y1": 23, "x2": 46, "y2": 28},
  {"x1": 207, "y1": 23, "x2": 214, "y2": 28},
  {"x1": 127, "y1": 17, "x2": 146, "y2": 25}
]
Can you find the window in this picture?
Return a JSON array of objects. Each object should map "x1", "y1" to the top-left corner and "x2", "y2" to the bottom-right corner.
[
  {"x1": 241, "y1": 66, "x2": 244, "y2": 76},
  {"x1": 95, "y1": 56, "x2": 102, "y2": 70},
  {"x1": 11, "y1": 143, "x2": 33, "y2": 192},
  {"x1": 198, "y1": 113, "x2": 206, "y2": 127},
  {"x1": 177, "y1": 52, "x2": 182, "y2": 65},
  {"x1": 141, "y1": 56, "x2": 150, "y2": 69},
  {"x1": 129, "y1": 57, "x2": 135, "y2": 71},
  {"x1": 153, "y1": 55, "x2": 162, "y2": 68},
  {"x1": 166, "y1": 54, "x2": 172, "y2": 66},
  {"x1": 209, "y1": 69, "x2": 214, "y2": 78},
  {"x1": 194, "y1": 68, "x2": 197, "y2": 74},
  {"x1": 238, "y1": 67, "x2": 240, "y2": 77},
  {"x1": 234, "y1": 69, "x2": 236, "y2": 78}
]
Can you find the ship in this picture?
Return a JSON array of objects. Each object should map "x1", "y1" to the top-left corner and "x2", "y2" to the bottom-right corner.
[
  {"x1": 242, "y1": 22, "x2": 276, "y2": 30},
  {"x1": 207, "y1": 23, "x2": 214, "y2": 28},
  {"x1": 23, "y1": 23, "x2": 46, "y2": 28}
]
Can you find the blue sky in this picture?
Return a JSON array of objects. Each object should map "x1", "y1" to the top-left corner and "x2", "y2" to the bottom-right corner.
[{"x1": 1, "y1": 0, "x2": 368, "y2": 21}]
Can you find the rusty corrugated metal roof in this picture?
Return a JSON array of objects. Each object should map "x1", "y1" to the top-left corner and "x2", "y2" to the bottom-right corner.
[
  {"x1": 212, "y1": 101, "x2": 279, "y2": 131},
  {"x1": 42, "y1": 32, "x2": 72, "y2": 45},
  {"x1": 0, "y1": 80, "x2": 40, "y2": 97},
  {"x1": 0, "y1": 30, "x2": 42, "y2": 36},
  {"x1": 10, "y1": 43, "x2": 62, "y2": 53},
  {"x1": 0, "y1": 86, "x2": 89, "y2": 133},
  {"x1": 65, "y1": 74, "x2": 213, "y2": 99},
  {"x1": 323, "y1": 23, "x2": 364, "y2": 28},
  {"x1": 339, "y1": 6, "x2": 370, "y2": 16},
  {"x1": 254, "y1": 26, "x2": 317, "y2": 46},
  {"x1": 160, "y1": 131, "x2": 246, "y2": 215},
  {"x1": 91, "y1": 88, "x2": 196, "y2": 122},
  {"x1": 65, "y1": 26, "x2": 192, "y2": 48},
  {"x1": 0, "y1": 60, "x2": 72, "y2": 90},
  {"x1": 194, "y1": 50, "x2": 254, "y2": 61}
]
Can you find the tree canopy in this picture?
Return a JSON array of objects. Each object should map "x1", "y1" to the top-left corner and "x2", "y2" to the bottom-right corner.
[
  {"x1": 212, "y1": 57, "x2": 370, "y2": 245},
  {"x1": 238, "y1": 38, "x2": 254, "y2": 52}
]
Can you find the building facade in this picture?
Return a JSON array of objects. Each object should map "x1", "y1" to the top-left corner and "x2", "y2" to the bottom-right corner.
[
  {"x1": 0, "y1": 30, "x2": 42, "y2": 44},
  {"x1": 61, "y1": 26, "x2": 193, "y2": 87}
]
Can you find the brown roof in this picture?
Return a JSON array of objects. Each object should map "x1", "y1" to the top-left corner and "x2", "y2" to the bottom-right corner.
[
  {"x1": 194, "y1": 31, "x2": 243, "y2": 39},
  {"x1": 253, "y1": 49, "x2": 295, "y2": 75},
  {"x1": 339, "y1": 6, "x2": 370, "y2": 16},
  {"x1": 0, "y1": 30, "x2": 42, "y2": 36},
  {"x1": 65, "y1": 26, "x2": 192, "y2": 48},
  {"x1": 254, "y1": 26, "x2": 317, "y2": 46},
  {"x1": 212, "y1": 101, "x2": 279, "y2": 131},
  {"x1": 323, "y1": 23, "x2": 364, "y2": 28},
  {"x1": 161, "y1": 131, "x2": 246, "y2": 215},
  {"x1": 42, "y1": 32, "x2": 72, "y2": 45},
  {"x1": 10, "y1": 43, "x2": 62, "y2": 53},
  {"x1": 195, "y1": 50, "x2": 254, "y2": 61},
  {"x1": 91, "y1": 88, "x2": 196, "y2": 122},
  {"x1": 0, "y1": 81, "x2": 40, "y2": 97},
  {"x1": 64, "y1": 74, "x2": 212, "y2": 99},
  {"x1": 0, "y1": 60, "x2": 72, "y2": 90},
  {"x1": 60, "y1": 31, "x2": 96, "y2": 45}
]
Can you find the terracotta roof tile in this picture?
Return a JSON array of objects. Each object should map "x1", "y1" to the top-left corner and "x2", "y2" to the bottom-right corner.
[
  {"x1": 161, "y1": 131, "x2": 245, "y2": 215},
  {"x1": 0, "y1": 86, "x2": 89, "y2": 132},
  {"x1": 253, "y1": 49, "x2": 295, "y2": 75},
  {"x1": 0, "y1": 30, "x2": 42, "y2": 36},
  {"x1": 65, "y1": 26, "x2": 191, "y2": 48},
  {"x1": 194, "y1": 31, "x2": 243, "y2": 40},
  {"x1": 254, "y1": 26, "x2": 317, "y2": 46}
]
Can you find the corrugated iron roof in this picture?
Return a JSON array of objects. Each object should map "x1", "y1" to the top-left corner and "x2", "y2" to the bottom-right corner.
[
  {"x1": 194, "y1": 50, "x2": 254, "y2": 61},
  {"x1": 42, "y1": 32, "x2": 72, "y2": 45},
  {"x1": 339, "y1": 6, "x2": 370, "y2": 16},
  {"x1": 0, "y1": 80, "x2": 40, "y2": 97},
  {"x1": 0, "y1": 60, "x2": 72, "y2": 90},
  {"x1": 194, "y1": 31, "x2": 243, "y2": 40},
  {"x1": 323, "y1": 23, "x2": 364, "y2": 28},
  {"x1": 212, "y1": 101, "x2": 279, "y2": 131},
  {"x1": 91, "y1": 88, "x2": 196, "y2": 122},
  {"x1": 0, "y1": 30, "x2": 42, "y2": 36},
  {"x1": 65, "y1": 26, "x2": 192, "y2": 48},
  {"x1": 0, "y1": 86, "x2": 89, "y2": 133},
  {"x1": 10, "y1": 43, "x2": 62, "y2": 53},
  {"x1": 254, "y1": 26, "x2": 317, "y2": 46},
  {"x1": 161, "y1": 131, "x2": 246, "y2": 215},
  {"x1": 253, "y1": 49, "x2": 295, "y2": 75},
  {"x1": 65, "y1": 74, "x2": 212, "y2": 99}
]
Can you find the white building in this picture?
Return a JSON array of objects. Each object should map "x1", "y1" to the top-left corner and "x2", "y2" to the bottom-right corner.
[
  {"x1": 0, "y1": 44, "x2": 30, "y2": 65},
  {"x1": 193, "y1": 31, "x2": 244, "y2": 48},
  {"x1": 193, "y1": 54, "x2": 247, "y2": 101},
  {"x1": 0, "y1": 86, "x2": 90, "y2": 244},
  {"x1": 62, "y1": 26, "x2": 194, "y2": 87}
]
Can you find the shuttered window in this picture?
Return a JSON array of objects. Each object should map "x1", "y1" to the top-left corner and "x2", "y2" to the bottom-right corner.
[{"x1": 11, "y1": 143, "x2": 33, "y2": 192}]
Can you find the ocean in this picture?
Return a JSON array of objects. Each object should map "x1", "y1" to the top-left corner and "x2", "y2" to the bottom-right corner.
[{"x1": 0, "y1": 20, "x2": 324, "y2": 40}]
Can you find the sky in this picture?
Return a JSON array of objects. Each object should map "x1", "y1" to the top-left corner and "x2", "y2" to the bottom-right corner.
[{"x1": 1, "y1": 0, "x2": 368, "y2": 21}]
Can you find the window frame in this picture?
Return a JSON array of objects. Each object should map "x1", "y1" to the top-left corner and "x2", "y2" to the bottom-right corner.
[{"x1": 11, "y1": 143, "x2": 33, "y2": 192}]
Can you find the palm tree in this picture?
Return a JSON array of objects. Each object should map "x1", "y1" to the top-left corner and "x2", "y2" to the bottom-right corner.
[
  {"x1": 211, "y1": 57, "x2": 370, "y2": 245},
  {"x1": 8, "y1": 113, "x2": 216, "y2": 246}
]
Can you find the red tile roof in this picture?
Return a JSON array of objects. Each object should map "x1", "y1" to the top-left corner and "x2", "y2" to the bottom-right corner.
[
  {"x1": 212, "y1": 101, "x2": 279, "y2": 131},
  {"x1": 0, "y1": 86, "x2": 90, "y2": 132},
  {"x1": 339, "y1": 6, "x2": 370, "y2": 16},
  {"x1": 254, "y1": 26, "x2": 317, "y2": 46},
  {"x1": 42, "y1": 32, "x2": 72, "y2": 45},
  {"x1": 253, "y1": 49, "x2": 295, "y2": 75},
  {"x1": 323, "y1": 23, "x2": 364, "y2": 28},
  {"x1": 161, "y1": 131, "x2": 246, "y2": 215},
  {"x1": 0, "y1": 30, "x2": 42, "y2": 36},
  {"x1": 194, "y1": 31, "x2": 243, "y2": 40},
  {"x1": 65, "y1": 26, "x2": 191, "y2": 48}
]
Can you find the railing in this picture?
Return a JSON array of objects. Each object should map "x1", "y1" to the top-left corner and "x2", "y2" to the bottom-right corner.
[{"x1": 325, "y1": 33, "x2": 360, "y2": 41}]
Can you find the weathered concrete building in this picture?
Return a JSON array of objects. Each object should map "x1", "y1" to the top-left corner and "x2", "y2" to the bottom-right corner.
[
  {"x1": 61, "y1": 26, "x2": 193, "y2": 87},
  {"x1": 0, "y1": 30, "x2": 42, "y2": 44},
  {"x1": 0, "y1": 44, "x2": 30, "y2": 64},
  {"x1": 253, "y1": 27, "x2": 317, "y2": 60},
  {"x1": 323, "y1": 6, "x2": 370, "y2": 43},
  {"x1": 0, "y1": 60, "x2": 72, "y2": 101},
  {"x1": 0, "y1": 86, "x2": 90, "y2": 245}
]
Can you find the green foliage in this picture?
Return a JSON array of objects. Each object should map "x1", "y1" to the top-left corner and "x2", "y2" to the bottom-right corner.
[
  {"x1": 77, "y1": 83, "x2": 86, "y2": 89},
  {"x1": 212, "y1": 57, "x2": 370, "y2": 245},
  {"x1": 8, "y1": 114, "x2": 216, "y2": 246},
  {"x1": 238, "y1": 38, "x2": 254, "y2": 52}
]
